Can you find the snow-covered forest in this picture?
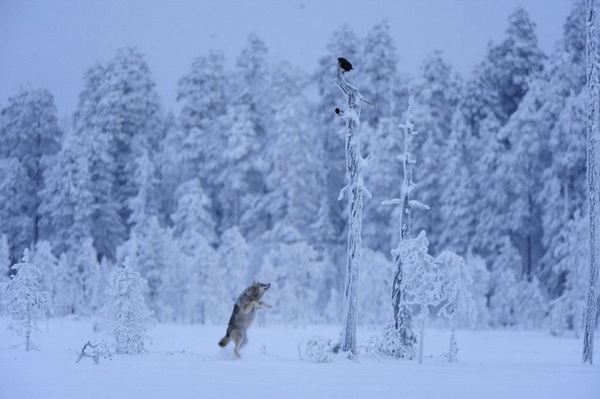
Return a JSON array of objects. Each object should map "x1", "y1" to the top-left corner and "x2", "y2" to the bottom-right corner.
[{"x1": 0, "y1": 1, "x2": 594, "y2": 341}]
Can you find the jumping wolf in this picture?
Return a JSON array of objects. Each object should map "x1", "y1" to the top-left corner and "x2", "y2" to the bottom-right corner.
[{"x1": 218, "y1": 281, "x2": 272, "y2": 358}]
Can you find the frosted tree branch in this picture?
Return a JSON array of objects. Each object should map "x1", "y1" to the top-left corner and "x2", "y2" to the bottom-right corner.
[
  {"x1": 338, "y1": 185, "x2": 349, "y2": 201},
  {"x1": 409, "y1": 200, "x2": 430, "y2": 210},
  {"x1": 382, "y1": 198, "x2": 403, "y2": 206}
]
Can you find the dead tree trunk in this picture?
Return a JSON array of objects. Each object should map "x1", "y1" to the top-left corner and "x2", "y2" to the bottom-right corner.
[
  {"x1": 583, "y1": 0, "x2": 600, "y2": 365},
  {"x1": 335, "y1": 67, "x2": 368, "y2": 357},
  {"x1": 382, "y1": 95, "x2": 420, "y2": 359}
]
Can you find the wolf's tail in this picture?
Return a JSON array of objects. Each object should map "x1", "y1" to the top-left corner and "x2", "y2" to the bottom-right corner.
[{"x1": 218, "y1": 335, "x2": 230, "y2": 347}]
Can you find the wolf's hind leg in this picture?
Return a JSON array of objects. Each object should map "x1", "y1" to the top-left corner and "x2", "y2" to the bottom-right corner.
[
  {"x1": 231, "y1": 329, "x2": 245, "y2": 359},
  {"x1": 240, "y1": 332, "x2": 249, "y2": 349}
]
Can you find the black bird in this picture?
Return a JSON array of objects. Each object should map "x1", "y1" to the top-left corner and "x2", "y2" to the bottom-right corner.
[
  {"x1": 335, "y1": 107, "x2": 342, "y2": 115},
  {"x1": 338, "y1": 57, "x2": 353, "y2": 73}
]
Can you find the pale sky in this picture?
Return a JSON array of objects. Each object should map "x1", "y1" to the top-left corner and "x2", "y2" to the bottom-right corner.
[{"x1": 0, "y1": 0, "x2": 575, "y2": 116}]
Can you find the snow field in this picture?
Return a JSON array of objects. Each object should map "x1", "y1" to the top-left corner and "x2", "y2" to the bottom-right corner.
[{"x1": 1, "y1": 317, "x2": 599, "y2": 399}]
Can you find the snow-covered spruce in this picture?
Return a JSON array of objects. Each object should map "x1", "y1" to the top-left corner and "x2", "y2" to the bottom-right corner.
[
  {"x1": 436, "y1": 251, "x2": 477, "y2": 363},
  {"x1": 1, "y1": 248, "x2": 52, "y2": 351},
  {"x1": 259, "y1": 233, "x2": 324, "y2": 326},
  {"x1": 0, "y1": 235, "x2": 10, "y2": 293},
  {"x1": 170, "y1": 178, "x2": 219, "y2": 324},
  {"x1": 395, "y1": 231, "x2": 439, "y2": 364},
  {"x1": 71, "y1": 46, "x2": 164, "y2": 263},
  {"x1": 117, "y1": 216, "x2": 174, "y2": 322},
  {"x1": 101, "y1": 257, "x2": 155, "y2": 354},
  {"x1": 549, "y1": 212, "x2": 588, "y2": 338},
  {"x1": 0, "y1": 88, "x2": 62, "y2": 261}
]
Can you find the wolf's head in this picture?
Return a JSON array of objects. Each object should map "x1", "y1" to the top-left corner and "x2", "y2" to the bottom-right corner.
[{"x1": 252, "y1": 281, "x2": 270, "y2": 297}]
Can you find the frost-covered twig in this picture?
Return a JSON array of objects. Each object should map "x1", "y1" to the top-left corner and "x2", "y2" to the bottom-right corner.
[
  {"x1": 76, "y1": 341, "x2": 112, "y2": 364},
  {"x1": 361, "y1": 96, "x2": 379, "y2": 107},
  {"x1": 338, "y1": 185, "x2": 349, "y2": 201},
  {"x1": 409, "y1": 200, "x2": 430, "y2": 211}
]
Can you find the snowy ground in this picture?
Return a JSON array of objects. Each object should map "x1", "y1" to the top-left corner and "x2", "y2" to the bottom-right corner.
[{"x1": 1, "y1": 317, "x2": 599, "y2": 399}]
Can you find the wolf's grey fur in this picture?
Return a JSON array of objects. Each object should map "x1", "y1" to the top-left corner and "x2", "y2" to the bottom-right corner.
[{"x1": 218, "y1": 282, "x2": 272, "y2": 358}]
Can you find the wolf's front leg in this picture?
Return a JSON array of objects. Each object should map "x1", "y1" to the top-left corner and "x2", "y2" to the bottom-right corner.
[
  {"x1": 259, "y1": 301, "x2": 272, "y2": 309},
  {"x1": 241, "y1": 301, "x2": 262, "y2": 314}
]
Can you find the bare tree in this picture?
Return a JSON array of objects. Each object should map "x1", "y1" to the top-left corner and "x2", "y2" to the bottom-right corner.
[
  {"x1": 583, "y1": 0, "x2": 600, "y2": 365},
  {"x1": 380, "y1": 95, "x2": 421, "y2": 359},
  {"x1": 335, "y1": 63, "x2": 370, "y2": 356}
]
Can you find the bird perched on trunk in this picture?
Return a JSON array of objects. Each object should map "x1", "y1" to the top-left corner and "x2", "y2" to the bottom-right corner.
[{"x1": 338, "y1": 57, "x2": 353, "y2": 73}]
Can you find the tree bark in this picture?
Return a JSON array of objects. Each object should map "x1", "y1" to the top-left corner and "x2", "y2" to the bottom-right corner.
[
  {"x1": 386, "y1": 95, "x2": 418, "y2": 358},
  {"x1": 583, "y1": 0, "x2": 600, "y2": 365},
  {"x1": 335, "y1": 68, "x2": 365, "y2": 356}
]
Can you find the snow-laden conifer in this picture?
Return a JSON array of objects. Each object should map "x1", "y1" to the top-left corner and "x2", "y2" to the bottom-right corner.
[
  {"x1": 2, "y1": 249, "x2": 52, "y2": 351},
  {"x1": 361, "y1": 20, "x2": 400, "y2": 125},
  {"x1": 0, "y1": 235, "x2": 11, "y2": 284},
  {"x1": 0, "y1": 157, "x2": 34, "y2": 263},
  {"x1": 359, "y1": 248, "x2": 392, "y2": 326},
  {"x1": 487, "y1": 238, "x2": 520, "y2": 327},
  {"x1": 412, "y1": 51, "x2": 461, "y2": 252},
  {"x1": 218, "y1": 226, "x2": 250, "y2": 303},
  {"x1": 38, "y1": 130, "x2": 94, "y2": 256},
  {"x1": 265, "y1": 62, "x2": 325, "y2": 241},
  {"x1": 549, "y1": 212, "x2": 587, "y2": 337},
  {"x1": 395, "y1": 231, "x2": 438, "y2": 364},
  {"x1": 436, "y1": 251, "x2": 477, "y2": 363},
  {"x1": 101, "y1": 257, "x2": 154, "y2": 354},
  {"x1": 30, "y1": 241, "x2": 58, "y2": 319},
  {"x1": 170, "y1": 178, "x2": 219, "y2": 323},
  {"x1": 259, "y1": 233, "x2": 323, "y2": 325},
  {"x1": 117, "y1": 216, "x2": 173, "y2": 321},
  {"x1": 465, "y1": 256, "x2": 491, "y2": 328},
  {"x1": 0, "y1": 87, "x2": 62, "y2": 249}
]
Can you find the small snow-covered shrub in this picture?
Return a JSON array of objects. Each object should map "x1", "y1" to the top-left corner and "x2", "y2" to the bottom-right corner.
[
  {"x1": 376, "y1": 317, "x2": 417, "y2": 360},
  {"x1": 302, "y1": 336, "x2": 335, "y2": 363},
  {"x1": 362, "y1": 336, "x2": 384, "y2": 361}
]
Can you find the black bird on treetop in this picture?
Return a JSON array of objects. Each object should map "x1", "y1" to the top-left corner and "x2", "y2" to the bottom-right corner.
[{"x1": 338, "y1": 57, "x2": 353, "y2": 72}]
